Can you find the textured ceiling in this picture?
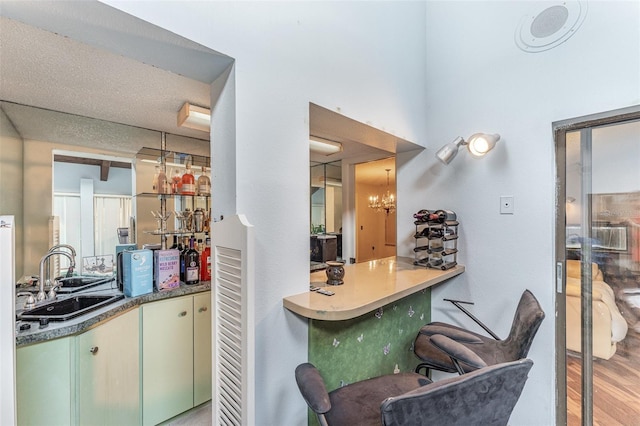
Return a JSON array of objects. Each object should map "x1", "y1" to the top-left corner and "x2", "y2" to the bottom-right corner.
[{"x1": 0, "y1": 1, "x2": 232, "y2": 144}]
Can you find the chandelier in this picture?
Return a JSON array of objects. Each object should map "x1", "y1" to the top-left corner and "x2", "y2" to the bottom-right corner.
[{"x1": 368, "y1": 168, "x2": 396, "y2": 214}]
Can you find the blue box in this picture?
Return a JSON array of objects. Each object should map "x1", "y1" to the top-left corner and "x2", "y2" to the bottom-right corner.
[{"x1": 122, "y1": 249, "x2": 153, "y2": 297}]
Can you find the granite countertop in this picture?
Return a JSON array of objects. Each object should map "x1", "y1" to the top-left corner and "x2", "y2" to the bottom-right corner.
[
  {"x1": 15, "y1": 280, "x2": 210, "y2": 347},
  {"x1": 284, "y1": 256, "x2": 464, "y2": 321}
]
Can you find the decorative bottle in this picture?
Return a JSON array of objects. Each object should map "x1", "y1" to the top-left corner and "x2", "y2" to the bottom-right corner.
[
  {"x1": 152, "y1": 165, "x2": 160, "y2": 193},
  {"x1": 157, "y1": 167, "x2": 169, "y2": 194},
  {"x1": 197, "y1": 166, "x2": 211, "y2": 196},
  {"x1": 181, "y1": 163, "x2": 196, "y2": 195},
  {"x1": 171, "y1": 168, "x2": 182, "y2": 194}
]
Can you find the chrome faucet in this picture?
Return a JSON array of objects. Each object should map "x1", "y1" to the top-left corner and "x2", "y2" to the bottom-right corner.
[
  {"x1": 38, "y1": 250, "x2": 73, "y2": 302},
  {"x1": 48, "y1": 244, "x2": 77, "y2": 278}
]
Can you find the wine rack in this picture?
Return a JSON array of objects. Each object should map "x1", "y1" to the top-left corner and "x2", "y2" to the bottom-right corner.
[{"x1": 412, "y1": 212, "x2": 459, "y2": 270}]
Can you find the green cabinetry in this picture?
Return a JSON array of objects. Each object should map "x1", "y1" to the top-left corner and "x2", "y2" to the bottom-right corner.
[
  {"x1": 142, "y1": 292, "x2": 212, "y2": 425},
  {"x1": 142, "y1": 295, "x2": 194, "y2": 425},
  {"x1": 16, "y1": 290, "x2": 211, "y2": 426},
  {"x1": 77, "y1": 308, "x2": 140, "y2": 425},
  {"x1": 17, "y1": 336, "x2": 75, "y2": 426},
  {"x1": 193, "y1": 291, "x2": 212, "y2": 406}
]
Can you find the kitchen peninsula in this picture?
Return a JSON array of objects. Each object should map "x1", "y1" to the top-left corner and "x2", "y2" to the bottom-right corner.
[{"x1": 284, "y1": 256, "x2": 463, "y2": 393}]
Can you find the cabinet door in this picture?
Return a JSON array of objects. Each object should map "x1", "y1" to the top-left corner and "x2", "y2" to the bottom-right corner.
[
  {"x1": 142, "y1": 295, "x2": 194, "y2": 426},
  {"x1": 16, "y1": 336, "x2": 74, "y2": 426},
  {"x1": 193, "y1": 291, "x2": 212, "y2": 405},
  {"x1": 77, "y1": 308, "x2": 140, "y2": 425}
]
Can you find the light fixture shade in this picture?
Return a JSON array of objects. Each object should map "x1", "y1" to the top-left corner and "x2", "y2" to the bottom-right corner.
[
  {"x1": 436, "y1": 136, "x2": 465, "y2": 165},
  {"x1": 309, "y1": 136, "x2": 343, "y2": 155},
  {"x1": 178, "y1": 102, "x2": 211, "y2": 132},
  {"x1": 467, "y1": 133, "x2": 500, "y2": 157}
]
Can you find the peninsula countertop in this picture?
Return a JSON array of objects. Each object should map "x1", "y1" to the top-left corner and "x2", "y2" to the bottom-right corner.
[{"x1": 283, "y1": 256, "x2": 464, "y2": 321}]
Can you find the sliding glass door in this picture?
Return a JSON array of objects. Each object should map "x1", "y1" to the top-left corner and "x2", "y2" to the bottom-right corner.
[{"x1": 555, "y1": 107, "x2": 640, "y2": 425}]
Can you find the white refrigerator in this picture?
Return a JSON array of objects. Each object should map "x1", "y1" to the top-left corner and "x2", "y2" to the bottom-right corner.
[{"x1": 0, "y1": 215, "x2": 16, "y2": 425}]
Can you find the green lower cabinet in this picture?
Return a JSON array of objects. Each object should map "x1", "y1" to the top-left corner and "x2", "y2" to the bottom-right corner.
[
  {"x1": 142, "y1": 292, "x2": 212, "y2": 425},
  {"x1": 142, "y1": 295, "x2": 194, "y2": 426},
  {"x1": 17, "y1": 336, "x2": 75, "y2": 426},
  {"x1": 193, "y1": 292, "x2": 212, "y2": 406},
  {"x1": 76, "y1": 308, "x2": 140, "y2": 426}
]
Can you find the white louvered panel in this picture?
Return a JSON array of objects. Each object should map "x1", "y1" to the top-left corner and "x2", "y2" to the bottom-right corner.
[{"x1": 212, "y1": 215, "x2": 255, "y2": 426}]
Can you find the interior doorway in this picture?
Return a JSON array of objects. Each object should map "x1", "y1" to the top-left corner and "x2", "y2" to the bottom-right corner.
[
  {"x1": 355, "y1": 157, "x2": 396, "y2": 262},
  {"x1": 554, "y1": 106, "x2": 640, "y2": 425}
]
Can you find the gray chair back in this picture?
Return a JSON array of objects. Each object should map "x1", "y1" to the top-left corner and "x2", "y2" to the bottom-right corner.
[{"x1": 380, "y1": 359, "x2": 533, "y2": 426}]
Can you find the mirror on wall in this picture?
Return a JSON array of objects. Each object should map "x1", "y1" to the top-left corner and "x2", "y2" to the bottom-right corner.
[
  {"x1": 0, "y1": 101, "x2": 209, "y2": 277},
  {"x1": 0, "y1": 1, "x2": 233, "y2": 279},
  {"x1": 310, "y1": 161, "x2": 343, "y2": 269},
  {"x1": 309, "y1": 103, "x2": 422, "y2": 266}
]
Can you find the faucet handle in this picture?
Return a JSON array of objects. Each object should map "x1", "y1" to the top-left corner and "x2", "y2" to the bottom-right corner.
[
  {"x1": 47, "y1": 282, "x2": 62, "y2": 301},
  {"x1": 17, "y1": 292, "x2": 37, "y2": 310}
]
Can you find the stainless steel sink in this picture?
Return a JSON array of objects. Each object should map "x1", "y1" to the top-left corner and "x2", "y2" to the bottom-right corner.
[{"x1": 19, "y1": 294, "x2": 124, "y2": 321}]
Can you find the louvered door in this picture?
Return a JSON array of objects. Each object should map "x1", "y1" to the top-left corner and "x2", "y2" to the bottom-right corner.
[{"x1": 211, "y1": 215, "x2": 255, "y2": 425}]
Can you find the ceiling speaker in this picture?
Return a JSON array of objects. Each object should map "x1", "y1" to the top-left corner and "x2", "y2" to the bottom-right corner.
[{"x1": 515, "y1": 1, "x2": 588, "y2": 53}]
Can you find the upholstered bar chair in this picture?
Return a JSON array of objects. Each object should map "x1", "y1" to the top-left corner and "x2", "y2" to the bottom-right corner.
[
  {"x1": 295, "y1": 358, "x2": 533, "y2": 426},
  {"x1": 414, "y1": 289, "x2": 545, "y2": 375}
]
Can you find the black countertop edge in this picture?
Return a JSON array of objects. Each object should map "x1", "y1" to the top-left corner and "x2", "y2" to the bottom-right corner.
[{"x1": 15, "y1": 281, "x2": 211, "y2": 347}]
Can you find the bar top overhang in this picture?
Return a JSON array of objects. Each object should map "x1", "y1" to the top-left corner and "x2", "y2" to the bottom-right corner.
[{"x1": 283, "y1": 256, "x2": 464, "y2": 321}]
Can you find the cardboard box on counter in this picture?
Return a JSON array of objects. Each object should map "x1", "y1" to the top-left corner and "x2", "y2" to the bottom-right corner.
[
  {"x1": 122, "y1": 249, "x2": 153, "y2": 297},
  {"x1": 154, "y1": 249, "x2": 181, "y2": 291}
]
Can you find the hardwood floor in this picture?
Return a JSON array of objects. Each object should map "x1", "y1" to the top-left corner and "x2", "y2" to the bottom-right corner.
[{"x1": 566, "y1": 329, "x2": 640, "y2": 426}]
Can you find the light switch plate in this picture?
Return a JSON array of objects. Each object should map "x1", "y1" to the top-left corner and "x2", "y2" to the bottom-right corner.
[{"x1": 500, "y1": 196, "x2": 514, "y2": 214}]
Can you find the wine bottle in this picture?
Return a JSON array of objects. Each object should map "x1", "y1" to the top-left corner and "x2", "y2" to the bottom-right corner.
[
  {"x1": 169, "y1": 235, "x2": 178, "y2": 250},
  {"x1": 200, "y1": 236, "x2": 211, "y2": 281},
  {"x1": 427, "y1": 210, "x2": 457, "y2": 223},
  {"x1": 185, "y1": 237, "x2": 200, "y2": 285},
  {"x1": 179, "y1": 236, "x2": 189, "y2": 282},
  {"x1": 181, "y1": 163, "x2": 196, "y2": 195},
  {"x1": 413, "y1": 209, "x2": 432, "y2": 222}
]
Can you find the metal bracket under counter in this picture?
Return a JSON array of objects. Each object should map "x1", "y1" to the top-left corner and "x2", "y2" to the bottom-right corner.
[{"x1": 283, "y1": 256, "x2": 464, "y2": 321}]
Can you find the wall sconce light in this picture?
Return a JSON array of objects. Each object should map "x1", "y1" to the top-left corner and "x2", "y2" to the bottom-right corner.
[
  {"x1": 435, "y1": 133, "x2": 500, "y2": 165},
  {"x1": 177, "y1": 102, "x2": 211, "y2": 132},
  {"x1": 309, "y1": 135, "x2": 343, "y2": 155}
]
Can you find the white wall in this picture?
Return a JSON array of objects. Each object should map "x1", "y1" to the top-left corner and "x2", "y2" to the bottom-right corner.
[
  {"x1": 102, "y1": 1, "x2": 640, "y2": 424},
  {"x1": 104, "y1": 1, "x2": 428, "y2": 424},
  {"x1": 407, "y1": 2, "x2": 639, "y2": 425}
]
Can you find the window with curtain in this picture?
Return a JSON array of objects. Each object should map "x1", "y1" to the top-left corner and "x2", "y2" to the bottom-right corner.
[
  {"x1": 53, "y1": 194, "x2": 132, "y2": 266},
  {"x1": 94, "y1": 195, "x2": 132, "y2": 257}
]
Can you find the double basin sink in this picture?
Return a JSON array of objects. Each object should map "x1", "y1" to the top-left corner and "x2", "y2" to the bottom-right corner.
[
  {"x1": 20, "y1": 294, "x2": 124, "y2": 322},
  {"x1": 19, "y1": 276, "x2": 123, "y2": 322}
]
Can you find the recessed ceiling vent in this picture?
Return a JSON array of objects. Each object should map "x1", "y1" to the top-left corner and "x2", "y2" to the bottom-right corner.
[{"x1": 515, "y1": 1, "x2": 588, "y2": 53}]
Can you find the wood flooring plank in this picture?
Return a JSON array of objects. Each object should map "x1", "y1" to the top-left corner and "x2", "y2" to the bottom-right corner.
[{"x1": 566, "y1": 329, "x2": 640, "y2": 426}]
